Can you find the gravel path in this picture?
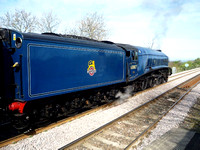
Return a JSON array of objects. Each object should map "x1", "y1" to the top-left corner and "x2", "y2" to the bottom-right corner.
[
  {"x1": 136, "y1": 83, "x2": 200, "y2": 150},
  {"x1": 1, "y1": 71, "x2": 200, "y2": 150}
]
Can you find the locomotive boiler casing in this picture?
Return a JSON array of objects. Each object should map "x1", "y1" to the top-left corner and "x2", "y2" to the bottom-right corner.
[
  {"x1": 136, "y1": 46, "x2": 170, "y2": 77},
  {"x1": 116, "y1": 44, "x2": 171, "y2": 82}
]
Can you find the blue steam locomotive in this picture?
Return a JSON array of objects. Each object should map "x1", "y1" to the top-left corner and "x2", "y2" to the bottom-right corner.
[{"x1": 0, "y1": 28, "x2": 171, "y2": 129}]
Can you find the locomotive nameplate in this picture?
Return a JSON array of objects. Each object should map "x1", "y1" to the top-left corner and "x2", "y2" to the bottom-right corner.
[{"x1": 131, "y1": 65, "x2": 137, "y2": 69}]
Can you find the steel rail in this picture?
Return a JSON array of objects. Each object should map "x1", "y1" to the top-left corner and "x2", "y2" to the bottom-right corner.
[
  {"x1": 125, "y1": 76, "x2": 200, "y2": 149},
  {"x1": 131, "y1": 69, "x2": 200, "y2": 98},
  {"x1": 0, "y1": 103, "x2": 111, "y2": 148},
  {"x1": 0, "y1": 70, "x2": 199, "y2": 148},
  {"x1": 169, "y1": 68, "x2": 200, "y2": 80},
  {"x1": 59, "y1": 74, "x2": 200, "y2": 150},
  {"x1": 169, "y1": 67, "x2": 200, "y2": 78}
]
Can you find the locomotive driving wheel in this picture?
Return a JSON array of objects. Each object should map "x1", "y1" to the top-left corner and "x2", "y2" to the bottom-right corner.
[
  {"x1": 140, "y1": 79, "x2": 148, "y2": 90},
  {"x1": 155, "y1": 76, "x2": 165, "y2": 85},
  {"x1": 160, "y1": 77, "x2": 165, "y2": 84},
  {"x1": 12, "y1": 113, "x2": 31, "y2": 130},
  {"x1": 148, "y1": 78, "x2": 155, "y2": 88}
]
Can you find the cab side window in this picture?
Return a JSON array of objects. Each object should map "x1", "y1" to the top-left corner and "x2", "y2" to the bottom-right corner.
[
  {"x1": 132, "y1": 51, "x2": 138, "y2": 61},
  {"x1": 135, "y1": 51, "x2": 138, "y2": 60},
  {"x1": 126, "y1": 51, "x2": 130, "y2": 57}
]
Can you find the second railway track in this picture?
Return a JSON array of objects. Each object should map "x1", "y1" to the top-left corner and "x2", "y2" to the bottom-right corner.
[{"x1": 60, "y1": 74, "x2": 200, "y2": 150}]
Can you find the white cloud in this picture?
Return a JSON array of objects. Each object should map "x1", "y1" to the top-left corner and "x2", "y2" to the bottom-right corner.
[
  {"x1": 162, "y1": 38, "x2": 200, "y2": 60},
  {"x1": 1, "y1": 0, "x2": 199, "y2": 60}
]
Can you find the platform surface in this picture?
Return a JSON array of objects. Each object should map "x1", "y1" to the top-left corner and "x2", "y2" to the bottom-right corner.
[{"x1": 143, "y1": 128, "x2": 200, "y2": 150}]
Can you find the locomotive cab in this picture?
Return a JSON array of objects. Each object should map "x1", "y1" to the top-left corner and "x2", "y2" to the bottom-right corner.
[
  {"x1": 116, "y1": 43, "x2": 139, "y2": 81},
  {"x1": 128, "y1": 50, "x2": 138, "y2": 78},
  {"x1": 125, "y1": 50, "x2": 139, "y2": 81}
]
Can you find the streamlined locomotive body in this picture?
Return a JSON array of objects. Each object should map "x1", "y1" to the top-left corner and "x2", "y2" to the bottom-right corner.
[{"x1": 0, "y1": 28, "x2": 171, "y2": 129}]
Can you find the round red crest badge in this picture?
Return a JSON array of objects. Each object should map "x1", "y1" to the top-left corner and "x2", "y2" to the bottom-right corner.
[{"x1": 87, "y1": 60, "x2": 96, "y2": 76}]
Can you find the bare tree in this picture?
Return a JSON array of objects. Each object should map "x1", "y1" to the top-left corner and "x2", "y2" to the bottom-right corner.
[
  {"x1": 38, "y1": 11, "x2": 60, "y2": 33},
  {"x1": 0, "y1": 9, "x2": 37, "y2": 32},
  {"x1": 68, "y1": 12, "x2": 108, "y2": 40}
]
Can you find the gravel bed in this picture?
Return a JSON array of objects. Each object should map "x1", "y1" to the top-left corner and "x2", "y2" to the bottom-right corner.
[
  {"x1": 1, "y1": 71, "x2": 200, "y2": 150},
  {"x1": 135, "y1": 83, "x2": 200, "y2": 150}
]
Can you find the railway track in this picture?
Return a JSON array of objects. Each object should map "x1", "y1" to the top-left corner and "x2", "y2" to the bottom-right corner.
[
  {"x1": 59, "y1": 74, "x2": 200, "y2": 150},
  {"x1": 0, "y1": 68, "x2": 199, "y2": 148},
  {"x1": 131, "y1": 68, "x2": 200, "y2": 98},
  {"x1": 169, "y1": 67, "x2": 200, "y2": 81},
  {"x1": 0, "y1": 102, "x2": 113, "y2": 148}
]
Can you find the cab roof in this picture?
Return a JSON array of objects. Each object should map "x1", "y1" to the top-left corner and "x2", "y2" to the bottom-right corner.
[{"x1": 116, "y1": 43, "x2": 167, "y2": 57}]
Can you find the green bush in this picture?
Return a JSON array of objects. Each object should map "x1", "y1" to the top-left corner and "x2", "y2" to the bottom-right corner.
[{"x1": 169, "y1": 58, "x2": 200, "y2": 73}]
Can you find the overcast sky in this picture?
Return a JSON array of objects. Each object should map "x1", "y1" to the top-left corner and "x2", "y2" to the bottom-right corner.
[{"x1": 0, "y1": 0, "x2": 200, "y2": 61}]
